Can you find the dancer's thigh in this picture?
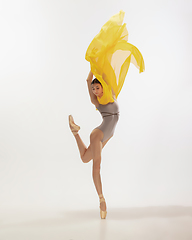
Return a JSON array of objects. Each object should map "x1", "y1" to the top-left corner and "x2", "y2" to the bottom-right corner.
[
  {"x1": 102, "y1": 135, "x2": 113, "y2": 148},
  {"x1": 82, "y1": 133, "x2": 112, "y2": 163}
]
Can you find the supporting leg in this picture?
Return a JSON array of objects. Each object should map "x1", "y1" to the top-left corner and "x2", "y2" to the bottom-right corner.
[{"x1": 90, "y1": 129, "x2": 107, "y2": 213}]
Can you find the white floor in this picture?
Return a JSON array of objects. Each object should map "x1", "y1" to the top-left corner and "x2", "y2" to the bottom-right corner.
[{"x1": 0, "y1": 206, "x2": 192, "y2": 240}]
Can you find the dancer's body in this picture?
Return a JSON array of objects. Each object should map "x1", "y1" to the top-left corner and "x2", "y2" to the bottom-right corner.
[
  {"x1": 69, "y1": 11, "x2": 144, "y2": 219},
  {"x1": 69, "y1": 70, "x2": 119, "y2": 219}
]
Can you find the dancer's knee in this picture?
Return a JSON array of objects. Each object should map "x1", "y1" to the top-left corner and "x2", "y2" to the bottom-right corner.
[
  {"x1": 81, "y1": 154, "x2": 90, "y2": 163},
  {"x1": 80, "y1": 147, "x2": 92, "y2": 163},
  {"x1": 81, "y1": 155, "x2": 86, "y2": 163}
]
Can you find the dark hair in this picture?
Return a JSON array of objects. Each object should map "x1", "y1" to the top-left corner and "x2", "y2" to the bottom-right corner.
[{"x1": 91, "y1": 78, "x2": 102, "y2": 86}]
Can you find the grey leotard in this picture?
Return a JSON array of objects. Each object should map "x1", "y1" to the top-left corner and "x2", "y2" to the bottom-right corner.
[{"x1": 95, "y1": 100, "x2": 119, "y2": 142}]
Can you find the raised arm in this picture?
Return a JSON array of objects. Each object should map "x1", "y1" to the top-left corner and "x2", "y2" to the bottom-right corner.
[{"x1": 86, "y1": 70, "x2": 99, "y2": 106}]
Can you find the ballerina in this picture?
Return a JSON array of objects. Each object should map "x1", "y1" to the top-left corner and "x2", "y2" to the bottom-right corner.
[
  {"x1": 69, "y1": 70, "x2": 119, "y2": 219},
  {"x1": 69, "y1": 10, "x2": 144, "y2": 219}
]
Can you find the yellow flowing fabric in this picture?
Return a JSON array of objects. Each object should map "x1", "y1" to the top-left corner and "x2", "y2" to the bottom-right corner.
[{"x1": 85, "y1": 10, "x2": 145, "y2": 105}]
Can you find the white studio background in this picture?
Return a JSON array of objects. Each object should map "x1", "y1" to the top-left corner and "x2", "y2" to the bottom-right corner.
[{"x1": 0, "y1": 0, "x2": 192, "y2": 212}]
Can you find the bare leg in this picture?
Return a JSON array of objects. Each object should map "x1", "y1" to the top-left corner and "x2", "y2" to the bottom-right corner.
[
  {"x1": 72, "y1": 132, "x2": 111, "y2": 163},
  {"x1": 71, "y1": 129, "x2": 107, "y2": 211},
  {"x1": 74, "y1": 134, "x2": 92, "y2": 162},
  {"x1": 69, "y1": 115, "x2": 92, "y2": 163},
  {"x1": 90, "y1": 129, "x2": 106, "y2": 212},
  {"x1": 69, "y1": 116, "x2": 111, "y2": 212}
]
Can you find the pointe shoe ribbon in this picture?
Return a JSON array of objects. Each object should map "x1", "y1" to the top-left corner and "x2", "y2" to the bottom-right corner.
[{"x1": 68, "y1": 115, "x2": 80, "y2": 135}]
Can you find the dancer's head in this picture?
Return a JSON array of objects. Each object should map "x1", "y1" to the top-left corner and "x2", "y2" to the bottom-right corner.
[{"x1": 91, "y1": 78, "x2": 103, "y2": 98}]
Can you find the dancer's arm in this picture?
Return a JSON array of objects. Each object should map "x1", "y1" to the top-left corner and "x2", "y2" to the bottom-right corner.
[{"x1": 86, "y1": 71, "x2": 99, "y2": 106}]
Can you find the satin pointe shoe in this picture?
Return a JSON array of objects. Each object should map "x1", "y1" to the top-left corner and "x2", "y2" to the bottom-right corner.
[
  {"x1": 68, "y1": 115, "x2": 80, "y2": 135},
  {"x1": 99, "y1": 194, "x2": 107, "y2": 219}
]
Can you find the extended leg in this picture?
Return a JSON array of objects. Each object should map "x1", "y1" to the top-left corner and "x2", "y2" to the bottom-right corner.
[
  {"x1": 69, "y1": 115, "x2": 92, "y2": 163},
  {"x1": 69, "y1": 115, "x2": 110, "y2": 163},
  {"x1": 74, "y1": 134, "x2": 92, "y2": 163}
]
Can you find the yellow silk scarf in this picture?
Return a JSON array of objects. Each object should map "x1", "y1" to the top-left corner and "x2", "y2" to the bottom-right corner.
[{"x1": 85, "y1": 10, "x2": 145, "y2": 105}]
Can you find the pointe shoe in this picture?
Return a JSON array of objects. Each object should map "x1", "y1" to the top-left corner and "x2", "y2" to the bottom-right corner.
[
  {"x1": 99, "y1": 194, "x2": 107, "y2": 219},
  {"x1": 68, "y1": 115, "x2": 80, "y2": 135}
]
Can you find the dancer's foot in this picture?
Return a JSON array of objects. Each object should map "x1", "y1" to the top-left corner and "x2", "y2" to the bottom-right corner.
[
  {"x1": 68, "y1": 115, "x2": 80, "y2": 135},
  {"x1": 99, "y1": 194, "x2": 107, "y2": 219}
]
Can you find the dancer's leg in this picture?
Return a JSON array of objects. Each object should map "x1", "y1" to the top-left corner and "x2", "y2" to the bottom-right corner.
[
  {"x1": 90, "y1": 129, "x2": 106, "y2": 212},
  {"x1": 74, "y1": 134, "x2": 92, "y2": 163},
  {"x1": 69, "y1": 115, "x2": 110, "y2": 213},
  {"x1": 69, "y1": 115, "x2": 92, "y2": 163},
  {"x1": 72, "y1": 133, "x2": 111, "y2": 163}
]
